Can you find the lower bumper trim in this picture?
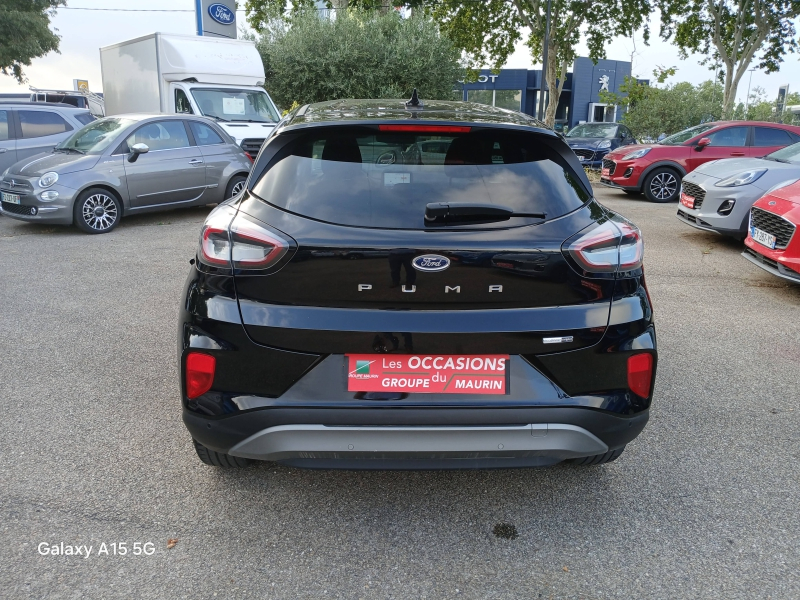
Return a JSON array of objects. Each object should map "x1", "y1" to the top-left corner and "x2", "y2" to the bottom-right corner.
[
  {"x1": 742, "y1": 250, "x2": 800, "y2": 282},
  {"x1": 228, "y1": 423, "x2": 608, "y2": 466}
]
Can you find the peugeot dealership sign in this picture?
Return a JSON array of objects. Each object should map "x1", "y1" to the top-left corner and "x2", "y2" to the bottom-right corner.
[{"x1": 196, "y1": 0, "x2": 236, "y2": 38}]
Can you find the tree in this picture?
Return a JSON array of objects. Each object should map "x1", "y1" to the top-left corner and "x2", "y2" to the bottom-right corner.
[
  {"x1": 601, "y1": 77, "x2": 725, "y2": 140},
  {"x1": 426, "y1": 0, "x2": 652, "y2": 127},
  {"x1": 0, "y1": 0, "x2": 64, "y2": 84},
  {"x1": 255, "y1": 9, "x2": 463, "y2": 109},
  {"x1": 658, "y1": 0, "x2": 800, "y2": 120}
]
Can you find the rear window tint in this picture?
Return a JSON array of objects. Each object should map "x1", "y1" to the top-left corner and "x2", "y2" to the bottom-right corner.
[
  {"x1": 754, "y1": 127, "x2": 793, "y2": 147},
  {"x1": 75, "y1": 112, "x2": 96, "y2": 126},
  {"x1": 251, "y1": 128, "x2": 589, "y2": 229}
]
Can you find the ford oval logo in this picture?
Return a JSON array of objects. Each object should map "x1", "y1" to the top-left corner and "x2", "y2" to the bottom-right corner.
[
  {"x1": 208, "y1": 3, "x2": 235, "y2": 25},
  {"x1": 412, "y1": 254, "x2": 450, "y2": 272}
]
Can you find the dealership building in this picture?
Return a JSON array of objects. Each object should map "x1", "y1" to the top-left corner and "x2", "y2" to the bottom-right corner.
[{"x1": 460, "y1": 57, "x2": 639, "y2": 130}]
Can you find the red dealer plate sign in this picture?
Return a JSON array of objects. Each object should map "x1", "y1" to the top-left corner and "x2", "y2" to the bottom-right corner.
[{"x1": 346, "y1": 354, "x2": 509, "y2": 394}]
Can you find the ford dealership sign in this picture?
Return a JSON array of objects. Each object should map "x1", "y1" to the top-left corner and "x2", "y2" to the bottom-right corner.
[{"x1": 208, "y1": 3, "x2": 235, "y2": 25}]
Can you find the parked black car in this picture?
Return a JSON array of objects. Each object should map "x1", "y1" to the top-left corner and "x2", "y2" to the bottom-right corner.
[
  {"x1": 565, "y1": 122, "x2": 637, "y2": 168},
  {"x1": 179, "y1": 98, "x2": 657, "y2": 470}
]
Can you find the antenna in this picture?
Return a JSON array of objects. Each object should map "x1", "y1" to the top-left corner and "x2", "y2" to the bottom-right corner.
[{"x1": 405, "y1": 88, "x2": 423, "y2": 108}]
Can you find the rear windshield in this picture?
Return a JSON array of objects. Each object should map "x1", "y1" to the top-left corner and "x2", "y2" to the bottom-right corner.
[{"x1": 250, "y1": 128, "x2": 589, "y2": 229}]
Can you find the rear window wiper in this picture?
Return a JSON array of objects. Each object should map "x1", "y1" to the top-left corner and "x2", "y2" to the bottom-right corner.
[{"x1": 424, "y1": 202, "x2": 546, "y2": 225}]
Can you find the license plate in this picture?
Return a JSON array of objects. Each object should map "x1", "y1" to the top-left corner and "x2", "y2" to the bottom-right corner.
[
  {"x1": 2, "y1": 192, "x2": 20, "y2": 204},
  {"x1": 346, "y1": 354, "x2": 509, "y2": 395},
  {"x1": 578, "y1": 155, "x2": 585, "y2": 162},
  {"x1": 601, "y1": 167, "x2": 610, "y2": 177},
  {"x1": 751, "y1": 227, "x2": 776, "y2": 249},
  {"x1": 680, "y1": 192, "x2": 695, "y2": 209}
]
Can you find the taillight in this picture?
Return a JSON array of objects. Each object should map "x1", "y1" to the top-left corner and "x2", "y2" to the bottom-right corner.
[
  {"x1": 627, "y1": 353, "x2": 653, "y2": 398},
  {"x1": 230, "y1": 213, "x2": 290, "y2": 270},
  {"x1": 200, "y1": 226, "x2": 231, "y2": 266},
  {"x1": 186, "y1": 352, "x2": 216, "y2": 399},
  {"x1": 196, "y1": 208, "x2": 293, "y2": 271},
  {"x1": 245, "y1": 152, "x2": 254, "y2": 163},
  {"x1": 565, "y1": 218, "x2": 644, "y2": 275}
]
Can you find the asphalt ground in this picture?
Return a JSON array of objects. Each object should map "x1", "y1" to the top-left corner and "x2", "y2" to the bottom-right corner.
[{"x1": 1, "y1": 186, "x2": 799, "y2": 599}]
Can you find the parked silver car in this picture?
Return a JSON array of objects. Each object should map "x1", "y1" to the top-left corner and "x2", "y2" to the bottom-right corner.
[
  {"x1": 0, "y1": 114, "x2": 251, "y2": 233},
  {"x1": 676, "y1": 143, "x2": 800, "y2": 239},
  {"x1": 0, "y1": 101, "x2": 96, "y2": 173}
]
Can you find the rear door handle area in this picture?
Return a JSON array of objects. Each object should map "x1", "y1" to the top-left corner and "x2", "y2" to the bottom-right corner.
[
  {"x1": 730, "y1": 152, "x2": 745, "y2": 156},
  {"x1": 189, "y1": 159, "x2": 204, "y2": 165}
]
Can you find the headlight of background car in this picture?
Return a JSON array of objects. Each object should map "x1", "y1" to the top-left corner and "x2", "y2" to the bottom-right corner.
[
  {"x1": 715, "y1": 169, "x2": 767, "y2": 187},
  {"x1": 0, "y1": 168, "x2": 9, "y2": 182},
  {"x1": 38, "y1": 172, "x2": 59, "y2": 188},
  {"x1": 622, "y1": 148, "x2": 651, "y2": 160},
  {"x1": 597, "y1": 140, "x2": 612, "y2": 149}
]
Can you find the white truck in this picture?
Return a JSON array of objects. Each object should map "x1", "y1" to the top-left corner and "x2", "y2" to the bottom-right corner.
[{"x1": 100, "y1": 32, "x2": 280, "y2": 158}]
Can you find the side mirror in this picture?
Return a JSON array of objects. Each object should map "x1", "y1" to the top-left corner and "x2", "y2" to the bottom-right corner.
[
  {"x1": 128, "y1": 143, "x2": 149, "y2": 163},
  {"x1": 695, "y1": 137, "x2": 711, "y2": 151}
]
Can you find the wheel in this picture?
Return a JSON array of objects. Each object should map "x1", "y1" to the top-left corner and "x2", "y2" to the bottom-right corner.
[
  {"x1": 225, "y1": 175, "x2": 247, "y2": 199},
  {"x1": 569, "y1": 446, "x2": 625, "y2": 466},
  {"x1": 193, "y1": 439, "x2": 251, "y2": 468},
  {"x1": 73, "y1": 188, "x2": 122, "y2": 234},
  {"x1": 642, "y1": 168, "x2": 680, "y2": 203}
]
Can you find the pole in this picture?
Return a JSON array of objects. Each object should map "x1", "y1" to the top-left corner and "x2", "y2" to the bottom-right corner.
[
  {"x1": 538, "y1": 0, "x2": 551, "y2": 122},
  {"x1": 744, "y1": 67, "x2": 756, "y2": 118}
]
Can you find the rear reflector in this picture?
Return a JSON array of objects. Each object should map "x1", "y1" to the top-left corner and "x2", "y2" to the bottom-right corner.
[
  {"x1": 186, "y1": 352, "x2": 216, "y2": 399},
  {"x1": 378, "y1": 125, "x2": 472, "y2": 133},
  {"x1": 627, "y1": 353, "x2": 653, "y2": 398}
]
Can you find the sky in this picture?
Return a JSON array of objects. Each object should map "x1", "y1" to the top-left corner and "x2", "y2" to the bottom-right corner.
[{"x1": 1, "y1": 1, "x2": 797, "y2": 105}]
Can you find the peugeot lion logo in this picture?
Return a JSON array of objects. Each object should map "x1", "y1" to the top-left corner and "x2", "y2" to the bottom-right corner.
[
  {"x1": 412, "y1": 254, "x2": 451, "y2": 272},
  {"x1": 208, "y1": 3, "x2": 235, "y2": 25}
]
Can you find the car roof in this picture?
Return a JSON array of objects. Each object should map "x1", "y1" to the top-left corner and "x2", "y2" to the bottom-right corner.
[
  {"x1": 702, "y1": 120, "x2": 800, "y2": 130},
  {"x1": 285, "y1": 99, "x2": 549, "y2": 131},
  {"x1": 0, "y1": 101, "x2": 92, "y2": 111}
]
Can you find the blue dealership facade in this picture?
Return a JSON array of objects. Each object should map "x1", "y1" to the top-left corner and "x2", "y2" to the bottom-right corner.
[{"x1": 460, "y1": 57, "x2": 638, "y2": 130}]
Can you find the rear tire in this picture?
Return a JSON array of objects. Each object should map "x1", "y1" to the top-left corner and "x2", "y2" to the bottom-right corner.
[
  {"x1": 225, "y1": 175, "x2": 247, "y2": 200},
  {"x1": 73, "y1": 188, "x2": 122, "y2": 234},
  {"x1": 193, "y1": 439, "x2": 251, "y2": 468},
  {"x1": 643, "y1": 168, "x2": 680, "y2": 203},
  {"x1": 569, "y1": 446, "x2": 625, "y2": 466}
]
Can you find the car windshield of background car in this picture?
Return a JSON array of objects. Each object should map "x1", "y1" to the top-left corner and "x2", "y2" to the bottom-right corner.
[
  {"x1": 191, "y1": 89, "x2": 280, "y2": 123},
  {"x1": 765, "y1": 142, "x2": 800, "y2": 164},
  {"x1": 566, "y1": 123, "x2": 618, "y2": 138},
  {"x1": 659, "y1": 124, "x2": 716, "y2": 145},
  {"x1": 55, "y1": 118, "x2": 136, "y2": 154}
]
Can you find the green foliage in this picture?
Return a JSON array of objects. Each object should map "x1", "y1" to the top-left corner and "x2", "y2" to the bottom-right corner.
[
  {"x1": 0, "y1": 0, "x2": 64, "y2": 83},
  {"x1": 608, "y1": 79, "x2": 725, "y2": 140},
  {"x1": 255, "y1": 10, "x2": 463, "y2": 109},
  {"x1": 732, "y1": 87, "x2": 800, "y2": 123},
  {"x1": 658, "y1": 0, "x2": 800, "y2": 118}
]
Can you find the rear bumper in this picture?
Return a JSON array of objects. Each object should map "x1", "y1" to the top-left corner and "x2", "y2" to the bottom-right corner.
[{"x1": 185, "y1": 406, "x2": 649, "y2": 468}]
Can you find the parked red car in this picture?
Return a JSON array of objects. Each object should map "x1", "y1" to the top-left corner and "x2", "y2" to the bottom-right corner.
[
  {"x1": 601, "y1": 121, "x2": 800, "y2": 203},
  {"x1": 742, "y1": 180, "x2": 800, "y2": 283}
]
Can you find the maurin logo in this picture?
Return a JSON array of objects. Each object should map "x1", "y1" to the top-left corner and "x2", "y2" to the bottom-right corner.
[
  {"x1": 356, "y1": 360, "x2": 371, "y2": 374},
  {"x1": 350, "y1": 359, "x2": 377, "y2": 379}
]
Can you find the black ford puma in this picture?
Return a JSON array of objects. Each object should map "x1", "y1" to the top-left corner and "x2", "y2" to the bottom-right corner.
[{"x1": 179, "y1": 97, "x2": 657, "y2": 470}]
